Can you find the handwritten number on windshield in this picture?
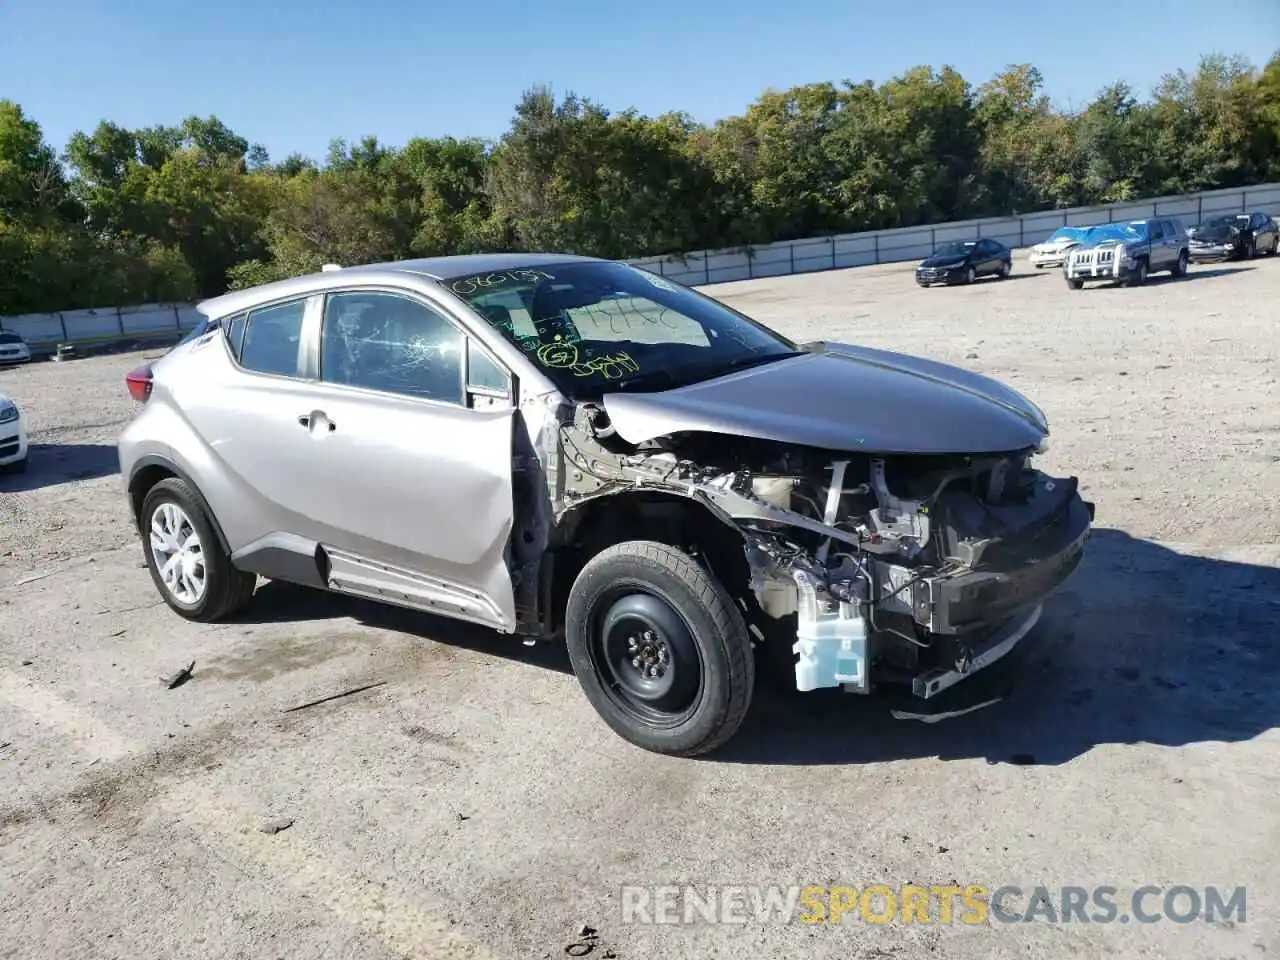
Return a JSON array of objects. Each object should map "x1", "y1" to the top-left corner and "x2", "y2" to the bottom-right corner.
[
  {"x1": 450, "y1": 269, "x2": 556, "y2": 296},
  {"x1": 536, "y1": 342, "x2": 639, "y2": 379}
]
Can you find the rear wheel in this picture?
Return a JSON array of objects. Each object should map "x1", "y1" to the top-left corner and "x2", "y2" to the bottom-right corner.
[
  {"x1": 564, "y1": 541, "x2": 754, "y2": 757},
  {"x1": 140, "y1": 477, "x2": 257, "y2": 622},
  {"x1": 1170, "y1": 250, "x2": 1188, "y2": 277},
  {"x1": 997, "y1": 260, "x2": 1011, "y2": 279}
]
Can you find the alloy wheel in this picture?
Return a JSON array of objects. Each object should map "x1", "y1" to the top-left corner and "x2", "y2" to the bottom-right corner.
[{"x1": 149, "y1": 501, "x2": 207, "y2": 605}]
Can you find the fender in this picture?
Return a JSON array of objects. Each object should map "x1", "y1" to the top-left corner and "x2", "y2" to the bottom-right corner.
[{"x1": 126, "y1": 454, "x2": 233, "y2": 557}]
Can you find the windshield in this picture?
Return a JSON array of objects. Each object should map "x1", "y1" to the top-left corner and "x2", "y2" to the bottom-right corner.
[
  {"x1": 1199, "y1": 215, "x2": 1247, "y2": 229},
  {"x1": 445, "y1": 261, "x2": 801, "y2": 397},
  {"x1": 934, "y1": 241, "x2": 976, "y2": 257},
  {"x1": 0, "y1": 331, "x2": 24, "y2": 344},
  {"x1": 1088, "y1": 223, "x2": 1144, "y2": 243}
]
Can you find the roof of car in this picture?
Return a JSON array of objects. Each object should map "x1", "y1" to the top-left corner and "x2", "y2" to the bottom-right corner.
[{"x1": 197, "y1": 252, "x2": 608, "y2": 317}]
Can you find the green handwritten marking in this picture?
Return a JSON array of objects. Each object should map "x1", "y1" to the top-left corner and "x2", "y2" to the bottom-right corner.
[
  {"x1": 537, "y1": 342, "x2": 580, "y2": 368},
  {"x1": 534, "y1": 342, "x2": 639, "y2": 379}
]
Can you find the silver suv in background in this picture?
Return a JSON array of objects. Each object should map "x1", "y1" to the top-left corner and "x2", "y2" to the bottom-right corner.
[{"x1": 1063, "y1": 217, "x2": 1189, "y2": 288}]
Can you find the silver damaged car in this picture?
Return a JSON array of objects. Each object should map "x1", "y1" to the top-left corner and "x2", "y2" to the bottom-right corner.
[{"x1": 118, "y1": 254, "x2": 1093, "y2": 756}]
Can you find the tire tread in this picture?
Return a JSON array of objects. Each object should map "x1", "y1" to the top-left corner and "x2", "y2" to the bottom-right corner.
[{"x1": 567, "y1": 540, "x2": 754, "y2": 757}]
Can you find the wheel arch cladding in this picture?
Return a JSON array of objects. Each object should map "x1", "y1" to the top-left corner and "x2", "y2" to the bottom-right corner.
[
  {"x1": 547, "y1": 490, "x2": 754, "y2": 634},
  {"x1": 128, "y1": 456, "x2": 232, "y2": 556}
]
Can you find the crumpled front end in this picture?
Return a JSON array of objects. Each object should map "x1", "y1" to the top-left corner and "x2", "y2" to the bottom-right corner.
[
  {"x1": 694, "y1": 446, "x2": 1093, "y2": 702},
  {"x1": 549, "y1": 404, "x2": 1093, "y2": 707}
]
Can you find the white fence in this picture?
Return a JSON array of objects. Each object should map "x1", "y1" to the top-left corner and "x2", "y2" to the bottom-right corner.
[
  {"x1": 627, "y1": 181, "x2": 1280, "y2": 285},
  {"x1": 0, "y1": 302, "x2": 205, "y2": 357},
  {"x1": 3, "y1": 181, "x2": 1279, "y2": 354}
]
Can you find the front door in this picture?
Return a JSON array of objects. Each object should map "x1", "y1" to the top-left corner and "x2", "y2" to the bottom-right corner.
[{"x1": 289, "y1": 288, "x2": 518, "y2": 631}]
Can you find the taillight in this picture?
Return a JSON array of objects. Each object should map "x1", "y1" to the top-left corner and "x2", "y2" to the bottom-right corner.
[{"x1": 126, "y1": 365, "x2": 153, "y2": 403}]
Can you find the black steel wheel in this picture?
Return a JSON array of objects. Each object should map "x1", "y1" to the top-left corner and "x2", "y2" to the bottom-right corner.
[{"x1": 564, "y1": 541, "x2": 754, "y2": 757}]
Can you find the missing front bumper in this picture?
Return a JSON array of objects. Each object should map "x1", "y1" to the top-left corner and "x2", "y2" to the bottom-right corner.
[{"x1": 911, "y1": 603, "x2": 1041, "y2": 699}]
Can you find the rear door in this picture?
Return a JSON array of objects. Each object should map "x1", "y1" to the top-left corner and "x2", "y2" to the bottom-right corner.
[
  {"x1": 172, "y1": 294, "x2": 334, "y2": 552},
  {"x1": 286, "y1": 287, "x2": 518, "y2": 631}
]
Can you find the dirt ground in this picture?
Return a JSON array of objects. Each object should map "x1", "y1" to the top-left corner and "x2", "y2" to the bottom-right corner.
[{"x1": 2, "y1": 253, "x2": 1278, "y2": 959}]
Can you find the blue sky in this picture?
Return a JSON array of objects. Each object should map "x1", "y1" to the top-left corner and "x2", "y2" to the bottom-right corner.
[{"x1": 2, "y1": 0, "x2": 1276, "y2": 163}]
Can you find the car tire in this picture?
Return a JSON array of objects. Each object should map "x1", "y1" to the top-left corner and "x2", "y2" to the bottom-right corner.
[
  {"x1": 1066, "y1": 278, "x2": 1084, "y2": 290},
  {"x1": 965, "y1": 266, "x2": 976, "y2": 285},
  {"x1": 139, "y1": 477, "x2": 257, "y2": 622},
  {"x1": 997, "y1": 260, "x2": 1011, "y2": 279},
  {"x1": 1170, "y1": 250, "x2": 1188, "y2": 277},
  {"x1": 564, "y1": 540, "x2": 755, "y2": 757},
  {"x1": 1125, "y1": 259, "x2": 1148, "y2": 287}
]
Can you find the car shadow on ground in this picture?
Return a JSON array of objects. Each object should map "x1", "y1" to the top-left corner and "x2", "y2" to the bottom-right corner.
[
  {"x1": 1084, "y1": 266, "x2": 1257, "y2": 289},
  {"x1": 0, "y1": 443, "x2": 119, "y2": 491},
  {"x1": 722, "y1": 527, "x2": 1279, "y2": 766},
  {"x1": 232, "y1": 580, "x2": 574, "y2": 675},
  {"x1": 231, "y1": 527, "x2": 1278, "y2": 767}
]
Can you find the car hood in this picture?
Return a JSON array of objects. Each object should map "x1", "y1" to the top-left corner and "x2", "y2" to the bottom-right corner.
[
  {"x1": 600, "y1": 341, "x2": 1049, "y2": 455},
  {"x1": 919, "y1": 254, "x2": 968, "y2": 268},
  {"x1": 1034, "y1": 238, "x2": 1079, "y2": 252}
]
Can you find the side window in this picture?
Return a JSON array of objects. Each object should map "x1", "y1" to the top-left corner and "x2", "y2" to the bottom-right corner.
[
  {"x1": 1148, "y1": 220, "x2": 1165, "y2": 241},
  {"x1": 224, "y1": 312, "x2": 247, "y2": 361},
  {"x1": 240, "y1": 300, "x2": 306, "y2": 377},
  {"x1": 467, "y1": 341, "x2": 510, "y2": 395},
  {"x1": 320, "y1": 291, "x2": 464, "y2": 404}
]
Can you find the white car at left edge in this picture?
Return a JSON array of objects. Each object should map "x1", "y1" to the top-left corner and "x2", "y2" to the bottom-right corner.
[
  {"x1": 0, "y1": 329, "x2": 33, "y2": 365},
  {"x1": 0, "y1": 392, "x2": 28, "y2": 473}
]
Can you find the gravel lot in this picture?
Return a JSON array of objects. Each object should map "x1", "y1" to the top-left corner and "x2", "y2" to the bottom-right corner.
[{"x1": 2, "y1": 254, "x2": 1278, "y2": 959}]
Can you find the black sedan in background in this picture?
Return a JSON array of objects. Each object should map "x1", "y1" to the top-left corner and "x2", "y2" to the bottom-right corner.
[
  {"x1": 915, "y1": 238, "x2": 1013, "y2": 286},
  {"x1": 1187, "y1": 212, "x2": 1279, "y2": 262}
]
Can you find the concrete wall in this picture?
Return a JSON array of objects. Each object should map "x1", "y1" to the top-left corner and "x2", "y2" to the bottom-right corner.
[
  {"x1": 3, "y1": 181, "x2": 1278, "y2": 353},
  {"x1": 0, "y1": 303, "x2": 204, "y2": 357},
  {"x1": 626, "y1": 181, "x2": 1280, "y2": 285}
]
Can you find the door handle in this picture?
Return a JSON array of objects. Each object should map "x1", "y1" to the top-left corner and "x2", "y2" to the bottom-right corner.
[{"x1": 298, "y1": 411, "x2": 336, "y2": 432}]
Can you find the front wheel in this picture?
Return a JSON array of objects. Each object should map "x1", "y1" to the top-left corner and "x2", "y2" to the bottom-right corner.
[
  {"x1": 1125, "y1": 259, "x2": 1148, "y2": 287},
  {"x1": 1246, "y1": 238, "x2": 1257, "y2": 259},
  {"x1": 139, "y1": 477, "x2": 257, "y2": 622},
  {"x1": 564, "y1": 541, "x2": 755, "y2": 757},
  {"x1": 1066, "y1": 278, "x2": 1084, "y2": 290},
  {"x1": 964, "y1": 266, "x2": 977, "y2": 285}
]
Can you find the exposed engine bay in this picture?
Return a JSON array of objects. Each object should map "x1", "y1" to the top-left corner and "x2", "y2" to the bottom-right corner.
[{"x1": 525, "y1": 400, "x2": 1093, "y2": 701}]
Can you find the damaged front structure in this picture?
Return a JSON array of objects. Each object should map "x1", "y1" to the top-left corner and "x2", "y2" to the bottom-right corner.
[{"x1": 513, "y1": 381, "x2": 1092, "y2": 706}]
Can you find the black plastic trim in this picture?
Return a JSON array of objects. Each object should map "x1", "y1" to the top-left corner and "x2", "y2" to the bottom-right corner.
[
  {"x1": 230, "y1": 533, "x2": 328, "y2": 589},
  {"x1": 127, "y1": 455, "x2": 232, "y2": 556}
]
